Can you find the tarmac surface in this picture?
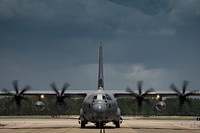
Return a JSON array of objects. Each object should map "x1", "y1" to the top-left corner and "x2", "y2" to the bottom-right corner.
[{"x1": 0, "y1": 118, "x2": 200, "y2": 133}]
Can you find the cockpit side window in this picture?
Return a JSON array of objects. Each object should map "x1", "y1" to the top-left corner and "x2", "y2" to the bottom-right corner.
[
  {"x1": 93, "y1": 95, "x2": 97, "y2": 99},
  {"x1": 106, "y1": 94, "x2": 112, "y2": 100}
]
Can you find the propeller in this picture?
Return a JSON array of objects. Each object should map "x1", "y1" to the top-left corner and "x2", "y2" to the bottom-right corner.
[
  {"x1": 170, "y1": 80, "x2": 196, "y2": 111},
  {"x1": 2, "y1": 80, "x2": 31, "y2": 107},
  {"x1": 126, "y1": 81, "x2": 155, "y2": 112},
  {"x1": 50, "y1": 82, "x2": 70, "y2": 106}
]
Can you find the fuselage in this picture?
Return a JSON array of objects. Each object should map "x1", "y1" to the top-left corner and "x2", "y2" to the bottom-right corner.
[
  {"x1": 80, "y1": 88, "x2": 121, "y2": 124},
  {"x1": 78, "y1": 45, "x2": 121, "y2": 128}
]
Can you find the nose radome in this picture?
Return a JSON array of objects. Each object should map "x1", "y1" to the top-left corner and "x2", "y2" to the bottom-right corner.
[{"x1": 93, "y1": 103, "x2": 106, "y2": 113}]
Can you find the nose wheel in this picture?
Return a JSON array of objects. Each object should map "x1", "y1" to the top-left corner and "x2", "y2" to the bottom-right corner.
[{"x1": 96, "y1": 122, "x2": 104, "y2": 128}]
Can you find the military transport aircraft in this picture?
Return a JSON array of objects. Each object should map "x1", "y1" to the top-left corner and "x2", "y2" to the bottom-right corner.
[{"x1": 0, "y1": 45, "x2": 200, "y2": 128}]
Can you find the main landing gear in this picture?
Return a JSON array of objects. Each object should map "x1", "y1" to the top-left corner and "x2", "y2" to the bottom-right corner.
[
  {"x1": 80, "y1": 121, "x2": 87, "y2": 128},
  {"x1": 78, "y1": 117, "x2": 87, "y2": 128},
  {"x1": 114, "y1": 121, "x2": 120, "y2": 128}
]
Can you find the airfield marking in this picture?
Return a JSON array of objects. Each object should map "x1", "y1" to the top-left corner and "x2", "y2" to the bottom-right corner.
[
  {"x1": 100, "y1": 128, "x2": 105, "y2": 133},
  {"x1": 1, "y1": 119, "x2": 200, "y2": 133}
]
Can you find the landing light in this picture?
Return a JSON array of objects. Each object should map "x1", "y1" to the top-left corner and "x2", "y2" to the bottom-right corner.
[
  {"x1": 156, "y1": 94, "x2": 160, "y2": 100},
  {"x1": 40, "y1": 94, "x2": 45, "y2": 99}
]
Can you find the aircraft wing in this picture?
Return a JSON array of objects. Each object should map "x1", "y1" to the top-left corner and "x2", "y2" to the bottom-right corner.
[
  {"x1": 0, "y1": 90, "x2": 90, "y2": 98},
  {"x1": 112, "y1": 90, "x2": 200, "y2": 99},
  {"x1": 1, "y1": 89, "x2": 200, "y2": 99}
]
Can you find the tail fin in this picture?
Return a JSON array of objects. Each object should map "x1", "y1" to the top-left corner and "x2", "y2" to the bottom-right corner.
[{"x1": 98, "y1": 45, "x2": 104, "y2": 89}]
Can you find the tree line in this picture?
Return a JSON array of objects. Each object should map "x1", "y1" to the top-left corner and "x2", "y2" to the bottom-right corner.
[{"x1": 0, "y1": 96, "x2": 200, "y2": 116}]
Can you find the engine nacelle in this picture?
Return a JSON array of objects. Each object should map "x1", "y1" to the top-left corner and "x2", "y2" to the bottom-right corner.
[
  {"x1": 156, "y1": 101, "x2": 166, "y2": 111},
  {"x1": 35, "y1": 101, "x2": 45, "y2": 111}
]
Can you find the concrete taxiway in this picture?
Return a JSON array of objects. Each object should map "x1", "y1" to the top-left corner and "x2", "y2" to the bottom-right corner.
[{"x1": 0, "y1": 119, "x2": 200, "y2": 133}]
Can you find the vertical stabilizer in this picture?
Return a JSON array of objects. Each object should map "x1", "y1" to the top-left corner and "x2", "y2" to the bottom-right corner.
[{"x1": 98, "y1": 45, "x2": 104, "y2": 89}]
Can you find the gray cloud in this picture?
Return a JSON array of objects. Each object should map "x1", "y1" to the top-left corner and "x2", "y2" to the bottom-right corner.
[
  {"x1": 0, "y1": 0, "x2": 175, "y2": 37},
  {"x1": 0, "y1": 0, "x2": 200, "y2": 92},
  {"x1": 169, "y1": 0, "x2": 200, "y2": 25}
]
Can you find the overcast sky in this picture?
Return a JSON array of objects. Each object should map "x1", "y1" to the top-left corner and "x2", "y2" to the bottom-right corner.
[{"x1": 0, "y1": 0, "x2": 200, "y2": 92}]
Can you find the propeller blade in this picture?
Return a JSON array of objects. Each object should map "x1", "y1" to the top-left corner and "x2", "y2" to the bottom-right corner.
[
  {"x1": 143, "y1": 87, "x2": 155, "y2": 96},
  {"x1": 126, "y1": 87, "x2": 134, "y2": 93},
  {"x1": 136, "y1": 95, "x2": 144, "y2": 108},
  {"x1": 61, "y1": 82, "x2": 70, "y2": 95},
  {"x1": 19, "y1": 85, "x2": 31, "y2": 95},
  {"x1": 185, "y1": 90, "x2": 197, "y2": 96},
  {"x1": 182, "y1": 80, "x2": 189, "y2": 94},
  {"x1": 170, "y1": 83, "x2": 181, "y2": 95},
  {"x1": 51, "y1": 82, "x2": 59, "y2": 95},
  {"x1": 137, "y1": 102, "x2": 143, "y2": 113},
  {"x1": 170, "y1": 81, "x2": 196, "y2": 106},
  {"x1": 137, "y1": 101, "x2": 143, "y2": 107},
  {"x1": 56, "y1": 101, "x2": 67, "y2": 107},
  {"x1": 126, "y1": 87, "x2": 138, "y2": 97},
  {"x1": 51, "y1": 82, "x2": 70, "y2": 106},
  {"x1": 127, "y1": 81, "x2": 153, "y2": 112},
  {"x1": 178, "y1": 103, "x2": 183, "y2": 112},
  {"x1": 56, "y1": 98, "x2": 66, "y2": 106},
  {"x1": 178, "y1": 98, "x2": 191, "y2": 112},
  {"x1": 137, "y1": 81, "x2": 143, "y2": 95},
  {"x1": 13, "y1": 80, "x2": 19, "y2": 94},
  {"x1": 138, "y1": 106, "x2": 142, "y2": 113},
  {"x1": 4, "y1": 80, "x2": 32, "y2": 107}
]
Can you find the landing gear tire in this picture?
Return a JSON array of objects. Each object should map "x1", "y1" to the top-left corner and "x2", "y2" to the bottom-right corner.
[
  {"x1": 96, "y1": 123, "x2": 99, "y2": 128},
  {"x1": 96, "y1": 122, "x2": 104, "y2": 128},
  {"x1": 115, "y1": 121, "x2": 120, "y2": 128},
  {"x1": 81, "y1": 121, "x2": 86, "y2": 128}
]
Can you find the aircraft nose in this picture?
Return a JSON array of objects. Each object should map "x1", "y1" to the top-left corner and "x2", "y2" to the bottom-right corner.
[{"x1": 93, "y1": 103, "x2": 106, "y2": 113}]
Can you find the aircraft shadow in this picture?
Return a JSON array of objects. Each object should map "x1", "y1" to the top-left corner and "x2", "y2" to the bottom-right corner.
[
  {"x1": 1, "y1": 125, "x2": 116, "y2": 130},
  {"x1": 130, "y1": 127, "x2": 192, "y2": 130},
  {"x1": 2, "y1": 125, "x2": 196, "y2": 131},
  {"x1": 81, "y1": 125, "x2": 115, "y2": 129}
]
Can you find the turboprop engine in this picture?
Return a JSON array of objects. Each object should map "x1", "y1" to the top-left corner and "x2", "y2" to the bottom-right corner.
[
  {"x1": 35, "y1": 101, "x2": 45, "y2": 111},
  {"x1": 156, "y1": 101, "x2": 166, "y2": 111}
]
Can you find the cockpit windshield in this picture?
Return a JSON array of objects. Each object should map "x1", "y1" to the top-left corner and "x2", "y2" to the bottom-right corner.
[{"x1": 92, "y1": 94, "x2": 112, "y2": 101}]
